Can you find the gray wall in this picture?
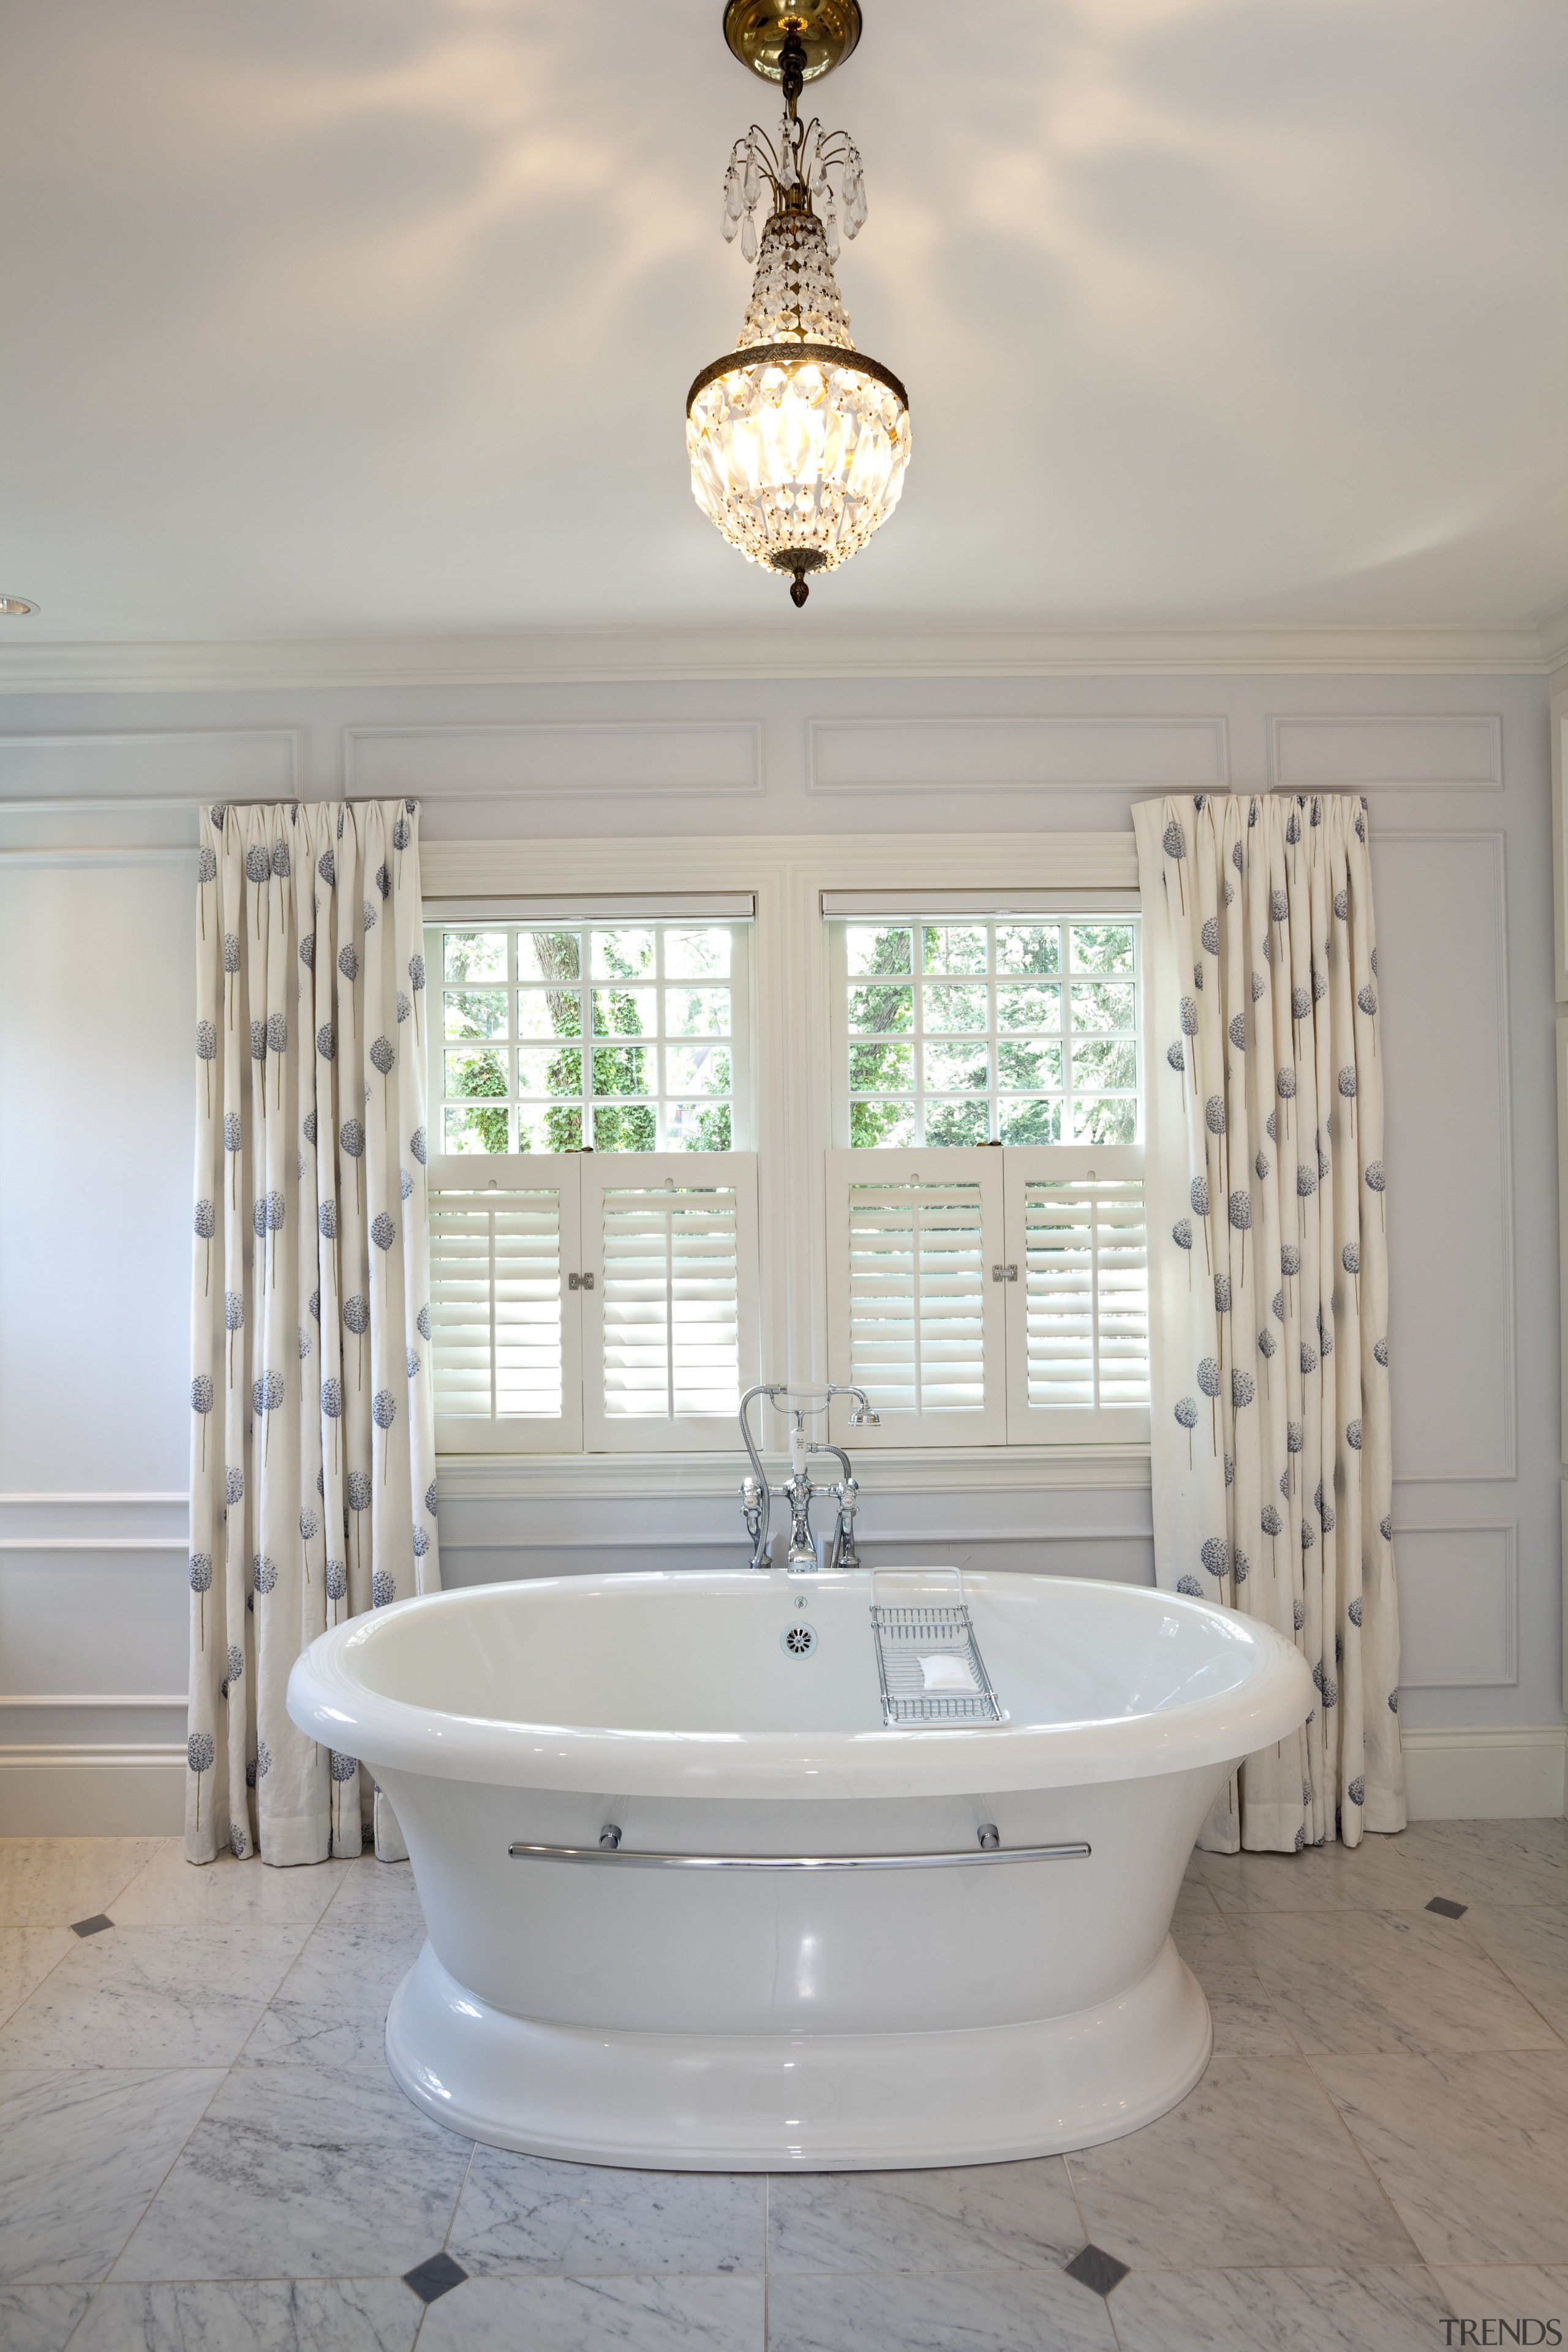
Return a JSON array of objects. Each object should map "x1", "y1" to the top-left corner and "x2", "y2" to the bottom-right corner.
[{"x1": 0, "y1": 661, "x2": 1558, "y2": 1825}]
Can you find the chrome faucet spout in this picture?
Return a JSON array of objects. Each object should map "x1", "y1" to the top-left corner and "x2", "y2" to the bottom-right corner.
[{"x1": 736, "y1": 1385, "x2": 876, "y2": 1571}]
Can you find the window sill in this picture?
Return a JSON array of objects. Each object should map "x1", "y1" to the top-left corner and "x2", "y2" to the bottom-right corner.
[{"x1": 433, "y1": 1444, "x2": 1152, "y2": 1501}]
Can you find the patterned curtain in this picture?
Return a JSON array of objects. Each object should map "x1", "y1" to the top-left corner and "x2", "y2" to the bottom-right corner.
[
  {"x1": 1133, "y1": 792, "x2": 1404, "y2": 1854},
  {"x1": 188, "y1": 799, "x2": 440, "y2": 1867}
]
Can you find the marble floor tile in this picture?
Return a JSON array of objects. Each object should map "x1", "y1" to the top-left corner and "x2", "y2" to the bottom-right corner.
[
  {"x1": 318, "y1": 1856, "x2": 426, "y2": 1929},
  {"x1": 1430, "y1": 2265, "x2": 1568, "y2": 2326},
  {"x1": 0, "y1": 2068, "x2": 225, "y2": 2285},
  {"x1": 1313, "y1": 2049, "x2": 1568, "y2": 2266},
  {"x1": 0, "y1": 1924, "x2": 311, "y2": 2071},
  {"x1": 1229, "y1": 1907, "x2": 1563, "y2": 2055},
  {"x1": 1458, "y1": 1905, "x2": 1568, "y2": 2041},
  {"x1": 448, "y1": 2146, "x2": 763, "y2": 2277},
  {"x1": 767, "y1": 2155, "x2": 1084, "y2": 2274},
  {"x1": 238, "y1": 1918, "x2": 428, "y2": 2068},
  {"x1": 0, "y1": 1928, "x2": 75, "y2": 2027},
  {"x1": 0, "y1": 2285, "x2": 94, "y2": 2352},
  {"x1": 0, "y1": 1839, "x2": 168, "y2": 1929},
  {"x1": 110, "y1": 2061, "x2": 473, "y2": 2281},
  {"x1": 766, "y1": 2267, "x2": 1117, "y2": 2352},
  {"x1": 69, "y1": 2279, "x2": 424, "y2": 2351},
  {"x1": 1194, "y1": 1833, "x2": 1428, "y2": 1915},
  {"x1": 1110, "y1": 2264, "x2": 1452, "y2": 2352},
  {"x1": 1171, "y1": 1876, "x2": 1222, "y2": 1924},
  {"x1": 1171, "y1": 1922, "x2": 1298, "y2": 2056},
  {"x1": 1065, "y1": 2052, "x2": 1415, "y2": 2269},
  {"x1": 415, "y1": 2274, "x2": 763, "y2": 2352},
  {"x1": 1392, "y1": 1820, "x2": 1568, "y2": 1912},
  {"x1": 108, "y1": 1846, "x2": 350, "y2": 1929}
]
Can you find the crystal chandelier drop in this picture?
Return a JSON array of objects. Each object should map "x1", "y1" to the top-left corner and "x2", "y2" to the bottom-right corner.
[{"x1": 686, "y1": 2, "x2": 911, "y2": 609}]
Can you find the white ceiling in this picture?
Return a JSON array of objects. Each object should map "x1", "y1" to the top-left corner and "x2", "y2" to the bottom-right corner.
[{"x1": 2, "y1": 0, "x2": 1564, "y2": 644}]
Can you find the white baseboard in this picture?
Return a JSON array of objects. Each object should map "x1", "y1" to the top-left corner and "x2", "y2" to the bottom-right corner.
[
  {"x1": 1400, "y1": 1725, "x2": 1568, "y2": 1821},
  {"x1": 2, "y1": 1728, "x2": 1563, "y2": 1838},
  {"x1": 0, "y1": 1744, "x2": 185, "y2": 1836}
]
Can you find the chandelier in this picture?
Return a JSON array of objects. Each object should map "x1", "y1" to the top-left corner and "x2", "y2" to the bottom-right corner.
[{"x1": 686, "y1": 1, "x2": 911, "y2": 608}]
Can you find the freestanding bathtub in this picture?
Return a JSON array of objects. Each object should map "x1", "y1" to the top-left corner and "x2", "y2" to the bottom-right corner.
[{"x1": 287, "y1": 1567, "x2": 1311, "y2": 2170}]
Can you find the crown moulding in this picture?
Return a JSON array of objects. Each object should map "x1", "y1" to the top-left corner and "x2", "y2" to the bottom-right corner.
[{"x1": 0, "y1": 620, "x2": 1556, "y2": 697}]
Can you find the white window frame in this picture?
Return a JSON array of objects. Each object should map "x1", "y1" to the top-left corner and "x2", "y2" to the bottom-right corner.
[
  {"x1": 418, "y1": 839, "x2": 1148, "y2": 1483},
  {"x1": 429, "y1": 1150, "x2": 760, "y2": 1453},
  {"x1": 580, "y1": 1153, "x2": 761, "y2": 1453},
  {"x1": 826, "y1": 902, "x2": 1143, "y2": 1151},
  {"x1": 429, "y1": 1155, "x2": 585, "y2": 1455},
  {"x1": 824, "y1": 1142, "x2": 1150, "y2": 1452},
  {"x1": 424, "y1": 905, "x2": 755, "y2": 1159},
  {"x1": 824, "y1": 1148, "x2": 1009, "y2": 1446}
]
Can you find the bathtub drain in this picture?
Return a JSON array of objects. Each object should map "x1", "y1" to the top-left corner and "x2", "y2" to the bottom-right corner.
[{"x1": 780, "y1": 1623, "x2": 818, "y2": 1657}]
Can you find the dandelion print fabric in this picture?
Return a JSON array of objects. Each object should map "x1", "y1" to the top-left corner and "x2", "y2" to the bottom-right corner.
[
  {"x1": 1133, "y1": 793, "x2": 1404, "y2": 1855},
  {"x1": 187, "y1": 800, "x2": 439, "y2": 1866}
]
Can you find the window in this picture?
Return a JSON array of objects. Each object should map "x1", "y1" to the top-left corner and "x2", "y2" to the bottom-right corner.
[
  {"x1": 823, "y1": 903, "x2": 1148, "y2": 1447},
  {"x1": 828, "y1": 914, "x2": 1140, "y2": 1148},
  {"x1": 430, "y1": 915, "x2": 752, "y2": 1156},
  {"x1": 825, "y1": 1145, "x2": 1149, "y2": 1445},
  {"x1": 429, "y1": 1153, "x2": 760, "y2": 1453},
  {"x1": 425, "y1": 906, "x2": 759, "y2": 1453},
  {"x1": 419, "y1": 877, "x2": 1148, "y2": 1463}
]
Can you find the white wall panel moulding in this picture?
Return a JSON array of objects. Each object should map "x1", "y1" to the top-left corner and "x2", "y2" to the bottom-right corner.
[
  {"x1": 1400, "y1": 1726, "x2": 1567, "y2": 1822},
  {"x1": 1268, "y1": 714, "x2": 1503, "y2": 793},
  {"x1": 440, "y1": 1526, "x2": 1152, "y2": 1553},
  {"x1": 432, "y1": 1444, "x2": 1154, "y2": 1500},
  {"x1": 420, "y1": 833, "x2": 1140, "y2": 899},
  {"x1": 0, "y1": 1492, "x2": 189, "y2": 1504},
  {"x1": 344, "y1": 720, "x2": 762, "y2": 799},
  {"x1": 0, "y1": 728, "x2": 300, "y2": 808},
  {"x1": 0, "y1": 1694, "x2": 187, "y2": 1708},
  {"x1": 1537, "y1": 598, "x2": 1568, "y2": 684},
  {"x1": 0, "y1": 1539, "x2": 186, "y2": 1553},
  {"x1": 9, "y1": 1733, "x2": 1559, "y2": 1837},
  {"x1": 0, "y1": 1745, "x2": 184, "y2": 1837},
  {"x1": 424, "y1": 894, "x2": 756, "y2": 921},
  {"x1": 820, "y1": 889, "x2": 1140, "y2": 919},
  {"x1": 1378, "y1": 832, "x2": 1516, "y2": 1482},
  {"x1": 1393, "y1": 1523, "x2": 1517, "y2": 1689},
  {"x1": 0, "y1": 848, "x2": 197, "y2": 869},
  {"x1": 0, "y1": 624, "x2": 1553, "y2": 696},
  {"x1": 1552, "y1": 717, "x2": 1568, "y2": 1003},
  {"x1": 807, "y1": 715, "x2": 1228, "y2": 795}
]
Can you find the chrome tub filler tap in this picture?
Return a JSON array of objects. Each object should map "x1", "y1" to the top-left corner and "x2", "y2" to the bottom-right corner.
[{"x1": 737, "y1": 1382, "x2": 879, "y2": 1573}]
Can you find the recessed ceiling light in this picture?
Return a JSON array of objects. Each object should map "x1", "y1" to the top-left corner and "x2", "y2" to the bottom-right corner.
[{"x1": 0, "y1": 595, "x2": 39, "y2": 617}]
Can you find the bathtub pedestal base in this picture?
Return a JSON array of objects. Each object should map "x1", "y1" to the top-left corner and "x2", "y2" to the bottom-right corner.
[{"x1": 386, "y1": 1936, "x2": 1213, "y2": 2171}]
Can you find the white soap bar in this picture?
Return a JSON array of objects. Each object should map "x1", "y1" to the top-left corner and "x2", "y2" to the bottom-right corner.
[{"x1": 919, "y1": 1654, "x2": 978, "y2": 1692}]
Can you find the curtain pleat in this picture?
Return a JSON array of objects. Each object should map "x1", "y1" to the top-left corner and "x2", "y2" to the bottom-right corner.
[
  {"x1": 1133, "y1": 792, "x2": 1404, "y2": 1853},
  {"x1": 187, "y1": 800, "x2": 440, "y2": 1866}
]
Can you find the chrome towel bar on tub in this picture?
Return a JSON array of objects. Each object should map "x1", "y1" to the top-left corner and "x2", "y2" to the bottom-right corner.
[{"x1": 507, "y1": 1836, "x2": 1091, "y2": 1871}]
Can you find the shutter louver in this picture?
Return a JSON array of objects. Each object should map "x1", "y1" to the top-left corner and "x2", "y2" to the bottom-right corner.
[
  {"x1": 1003, "y1": 1145, "x2": 1150, "y2": 1441},
  {"x1": 1024, "y1": 1174, "x2": 1148, "y2": 1406},
  {"x1": 428, "y1": 1158, "x2": 581, "y2": 1450},
  {"x1": 825, "y1": 1152, "x2": 1008, "y2": 1443},
  {"x1": 600, "y1": 1186, "x2": 741, "y2": 1421},
  {"x1": 579, "y1": 1153, "x2": 760, "y2": 1450}
]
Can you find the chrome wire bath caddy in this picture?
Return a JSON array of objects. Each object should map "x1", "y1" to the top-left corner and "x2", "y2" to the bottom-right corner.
[{"x1": 870, "y1": 1568, "x2": 1005, "y2": 1727}]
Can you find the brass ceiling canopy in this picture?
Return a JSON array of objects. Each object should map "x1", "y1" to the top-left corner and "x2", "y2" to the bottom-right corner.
[{"x1": 722, "y1": 1, "x2": 862, "y2": 87}]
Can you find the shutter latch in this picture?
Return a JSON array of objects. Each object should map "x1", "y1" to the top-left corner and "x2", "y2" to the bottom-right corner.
[
  {"x1": 991, "y1": 1263, "x2": 1017, "y2": 1283},
  {"x1": 568, "y1": 1272, "x2": 597, "y2": 1292}
]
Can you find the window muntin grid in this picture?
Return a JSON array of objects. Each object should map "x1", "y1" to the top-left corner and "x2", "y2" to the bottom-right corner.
[
  {"x1": 435, "y1": 922, "x2": 743, "y2": 1155},
  {"x1": 837, "y1": 918, "x2": 1141, "y2": 1148}
]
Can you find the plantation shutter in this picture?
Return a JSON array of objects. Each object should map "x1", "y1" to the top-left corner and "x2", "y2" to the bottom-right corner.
[
  {"x1": 824, "y1": 1149, "x2": 1008, "y2": 1445},
  {"x1": 580, "y1": 1153, "x2": 760, "y2": 1451},
  {"x1": 428, "y1": 1156, "x2": 582, "y2": 1452},
  {"x1": 1002, "y1": 1145, "x2": 1151, "y2": 1441}
]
